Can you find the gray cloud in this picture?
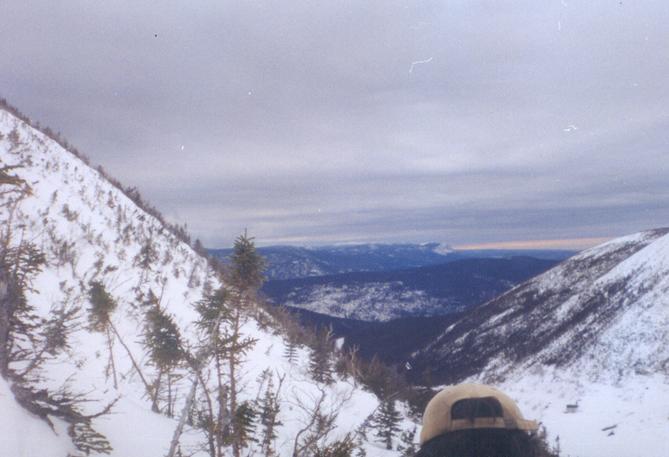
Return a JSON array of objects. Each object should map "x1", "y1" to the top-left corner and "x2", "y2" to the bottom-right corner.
[{"x1": 2, "y1": 0, "x2": 668, "y2": 247}]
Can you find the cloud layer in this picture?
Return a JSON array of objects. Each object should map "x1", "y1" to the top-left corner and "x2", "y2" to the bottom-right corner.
[{"x1": 2, "y1": 0, "x2": 668, "y2": 247}]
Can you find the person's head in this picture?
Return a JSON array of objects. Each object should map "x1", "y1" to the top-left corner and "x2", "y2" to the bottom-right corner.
[{"x1": 416, "y1": 383, "x2": 555, "y2": 457}]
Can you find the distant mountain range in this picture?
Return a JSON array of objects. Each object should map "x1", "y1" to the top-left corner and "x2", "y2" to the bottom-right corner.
[{"x1": 208, "y1": 243, "x2": 574, "y2": 280}]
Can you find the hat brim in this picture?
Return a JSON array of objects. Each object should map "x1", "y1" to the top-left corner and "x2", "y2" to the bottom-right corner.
[{"x1": 517, "y1": 419, "x2": 539, "y2": 431}]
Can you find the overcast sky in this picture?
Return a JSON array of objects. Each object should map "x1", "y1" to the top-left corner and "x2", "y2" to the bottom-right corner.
[{"x1": 2, "y1": 1, "x2": 668, "y2": 248}]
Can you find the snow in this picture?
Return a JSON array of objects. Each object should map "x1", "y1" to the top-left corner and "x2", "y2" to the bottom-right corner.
[
  {"x1": 0, "y1": 108, "x2": 417, "y2": 456},
  {"x1": 283, "y1": 281, "x2": 452, "y2": 321},
  {"x1": 499, "y1": 372, "x2": 669, "y2": 457},
  {"x1": 8, "y1": 104, "x2": 667, "y2": 456},
  {"x1": 0, "y1": 378, "x2": 74, "y2": 457},
  {"x1": 431, "y1": 243, "x2": 454, "y2": 256},
  {"x1": 442, "y1": 228, "x2": 669, "y2": 457}
]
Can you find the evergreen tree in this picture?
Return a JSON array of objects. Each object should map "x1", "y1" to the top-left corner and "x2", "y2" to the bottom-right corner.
[
  {"x1": 134, "y1": 236, "x2": 158, "y2": 284},
  {"x1": 229, "y1": 231, "x2": 265, "y2": 297},
  {"x1": 188, "y1": 232, "x2": 265, "y2": 457},
  {"x1": 87, "y1": 282, "x2": 153, "y2": 403},
  {"x1": 193, "y1": 287, "x2": 234, "y2": 457},
  {"x1": 355, "y1": 415, "x2": 372, "y2": 442},
  {"x1": 397, "y1": 427, "x2": 417, "y2": 457},
  {"x1": 194, "y1": 287, "x2": 230, "y2": 329},
  {"x1": 372, "y1": 399, "x2": 402, "y2": 450},
  {"x1": 87, "y1": 281, "x2": 119, "y2": 388},
  {"x1": 144, "y1": 305, "x2": 183, "y2": 371},
  {"x1": 139, "y1": 288, "x2": 160, "y2": 310},
  {"x1": 0, "y1": 241, "x2": 45, "y2": 379},
  {"x1": 143, "y1": 304, "x2": 184, "y2": 416},
  {"x1": 309, "y1": 327, "x2": 334, "y2": 384},
  {"x1": 87, "y1": 281, "x2": 117, "y2": 332},
  {"x1": 233, "y1": 400, "x2": 257, "y2": 448},
  {"x1": 259, "y1": 373, "x2": 283, "y2": 456},
  {"x1": 227, "y1": 232, "x2": 264, "y2": 457},
  {"x1": 192, "y1": 282, "x2": 258, "y2": 453},
  {"x1": 283, "y1": 338, "x2": 298, "y2": 364},
  {"x1": 193, "y1": 238, "x2": 205, "y2": 255}
]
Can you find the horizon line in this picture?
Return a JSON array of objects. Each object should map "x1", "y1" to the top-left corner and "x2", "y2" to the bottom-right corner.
[
  {"x1": 454, "y1": 236, "x2": 612, "y2": 251},
  {"x1": 209, "y1": 236, "x2": 612, "y2": 251}
]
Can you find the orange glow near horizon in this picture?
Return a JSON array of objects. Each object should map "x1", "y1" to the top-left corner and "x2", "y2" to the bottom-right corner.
[{"x1": 455, "y1": 236, "x2": 612, "y2": 251}]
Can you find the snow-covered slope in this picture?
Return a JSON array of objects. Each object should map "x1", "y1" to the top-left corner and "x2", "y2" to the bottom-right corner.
[
  {"x1": 0, "y1": 377, "x2": 71, "y2": 456},
  {"x1": 411, "y1": 228, "x2": 669, "y2": 457},
  {"x1": 0, "y1": 107, "x2": 416, "y2": 456}
]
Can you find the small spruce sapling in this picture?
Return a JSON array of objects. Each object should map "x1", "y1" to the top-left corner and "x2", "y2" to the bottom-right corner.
[
  {"x1": 233, "y1": 400, "x2": 258, "y2": 448},
  {"x1": 259, "y1": 373, "x2": 284, "y2": 456},
  {"x1": 371, "y1": 399, "x2": 402, "y2": 450},
  {"x1": 283, "y1": 337, "x2": 299, "y2": 364},
  {"x1": 87, "y1": 281, "x2": 119, "y2": 388},
  {"x1": 309, "y1": 327, "x2": 335, "y2": 384},
  {"x1": 134, "y1": 236, "x2": 158, "y2": 284},
  {"x1": 87, "y1": 281, "x2": 154, "y2": 404},
  {"x1": 143, "y1": 304, "x2": 184, "y2": 416}
]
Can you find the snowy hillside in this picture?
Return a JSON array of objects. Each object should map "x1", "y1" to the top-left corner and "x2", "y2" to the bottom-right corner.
[
  {"x1": 412, "y1": 228, "x2": 669, "y2": 457},
  {"x1": 0, "y1": 107, "x2": 417, "y2": 457}
]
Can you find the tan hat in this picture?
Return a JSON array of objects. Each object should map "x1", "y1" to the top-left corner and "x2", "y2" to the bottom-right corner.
[{"x1": 420, "y1": 383, "x2": 538, "y2": 445}]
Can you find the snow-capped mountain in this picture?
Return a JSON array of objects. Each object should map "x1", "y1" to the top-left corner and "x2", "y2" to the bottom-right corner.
[
  {"x1": 0, "y1": 105, "x2": 416, "y2": 456},
  {"x1": 411, "y1": 228, "x2": 669, "y2": 457},
  {"x1": 263, "y1": 257, "x2": 559, "y2": 321}
]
